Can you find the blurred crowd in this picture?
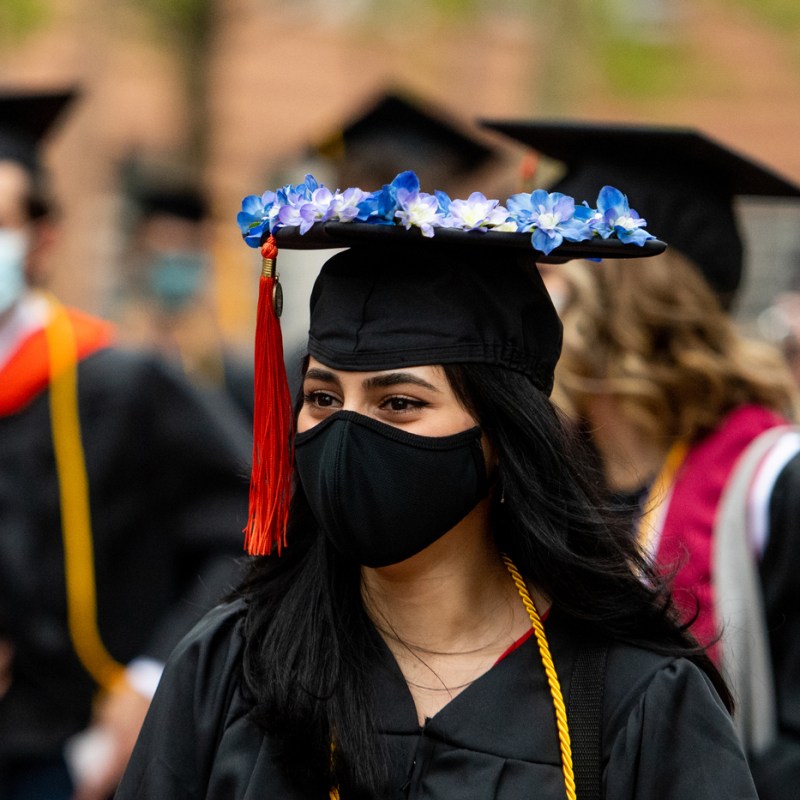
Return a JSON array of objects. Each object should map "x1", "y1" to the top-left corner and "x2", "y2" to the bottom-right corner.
[{"x1": 1, "y1": 85, "x2": 800, "y2": 799}]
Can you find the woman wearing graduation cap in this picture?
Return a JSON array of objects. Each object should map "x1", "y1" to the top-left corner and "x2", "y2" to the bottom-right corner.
[
  {"x1": 117, "y1": 172, "x2": 759, "y2": 799},
  {"x1": 480, "y1": 120, "x2": 800, "y2": 800}
]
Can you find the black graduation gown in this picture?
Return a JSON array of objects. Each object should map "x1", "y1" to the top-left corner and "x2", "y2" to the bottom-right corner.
[
  {"x1": 116, "y1": 601, "x2": 758, "y2": 799},
  {"x1": 750, "y1": 452, "x2": 800, "y2": 798},
  {"x1": 0, "y1": 347, "x2": 251, "y2": 763}
]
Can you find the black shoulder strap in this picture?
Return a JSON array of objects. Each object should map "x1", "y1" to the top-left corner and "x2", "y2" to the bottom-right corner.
[{"x1": 568, "y1": 643, "x2": 609, "y2": 800}]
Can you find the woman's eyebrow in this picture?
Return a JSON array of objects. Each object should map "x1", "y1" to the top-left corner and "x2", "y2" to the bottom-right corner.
[
  {"x1": 362, "y1": 372, "x2": 441, "y2": 392},
  {"x1": 304, "y1": 367, "x2": 341, "y2": 386}
]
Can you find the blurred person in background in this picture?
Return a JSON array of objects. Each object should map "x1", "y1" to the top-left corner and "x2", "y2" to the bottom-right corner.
[
  {"x1": 756, "y1": 266, "x2": 800, "y2": 390},
  {"x1": 0, "y1": 88, "x2": 251, "y2": 800},
  {"x1": 483, "y1": 120, "x2": 800, "y2": 799},
  {"x1": 115, "y1": 171, "x2": 254, "y2": 423}
]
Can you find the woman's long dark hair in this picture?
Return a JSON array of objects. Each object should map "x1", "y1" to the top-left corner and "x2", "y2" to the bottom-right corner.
[{"x1": 237, "y1": 362, "x2": 731, "y2": 797}]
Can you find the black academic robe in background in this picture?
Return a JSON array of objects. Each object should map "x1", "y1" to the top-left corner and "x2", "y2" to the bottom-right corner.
[
  {"x1": 751, "y1": 453, "x2": 800, "y2": 798},
  {"x1": 116, "y1": 601, "x2": 759, "y2": 799},
  {"x1": 0, "y1": 347, "x2": 251, "y2": 764}
]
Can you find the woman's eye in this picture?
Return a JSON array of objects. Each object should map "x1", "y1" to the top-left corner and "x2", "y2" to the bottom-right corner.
[
  {"x1": 382, "y1": 396, "x2": 426, "y2": 413},
  {"x1": 303, "y1": 391, "x2": 339, "y2": 408}
]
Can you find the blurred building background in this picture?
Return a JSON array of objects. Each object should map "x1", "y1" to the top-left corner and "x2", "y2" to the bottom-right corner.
[{"x1": 2, "y1": 0, "x2": 799, "y2": 358}]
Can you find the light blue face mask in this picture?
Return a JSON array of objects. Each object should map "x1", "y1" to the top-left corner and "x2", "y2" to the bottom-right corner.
[
  {"x1": 146, "y1": 251, "x2": 209, "y2": 311},
  {"x1": 0, "y1": 229, "x2": 28, "y2": 314}
]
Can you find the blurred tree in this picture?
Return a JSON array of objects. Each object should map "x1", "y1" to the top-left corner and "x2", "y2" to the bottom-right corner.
[
  {"x1": 355, "y1": 0, "x2": 697, "y2": 109},
  {"x1": 132, "y1": 0, "x2": 215, "y2": 165},
  {"x1": 731, "y1": 0, "x2": 800, "y2": 31},
  {"x1": 0, "y1": 0, "x2": 47, "y2": 47},
  {"x1": 728, "y1": 0, "x2": 800, "y2": 62},
  {"x1": 582, "y1": 1, "x2": 694, "y2": 100}
]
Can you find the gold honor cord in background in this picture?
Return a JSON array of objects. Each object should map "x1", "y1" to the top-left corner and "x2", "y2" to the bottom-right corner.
[
  {"x1": 44, "y1": 295, "x2": 124, "y2": 690},
  {"x1": 636, "y1": 441, "x2": 689, "y2": 553}
]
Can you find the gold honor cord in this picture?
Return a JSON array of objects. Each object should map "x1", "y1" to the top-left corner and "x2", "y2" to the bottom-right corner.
[
  {"x1": 329, "y1": 556, "x2": 575, "y2": 800},
  {"x1": 502, "y1": 554, "x2": 577, "y2": 800},
  {"x1": 636, "y1": 441, "x2": 689, "y2": 552},
  {"x1": 44, "y1": 296, "x2": 124, "y2": 690}
]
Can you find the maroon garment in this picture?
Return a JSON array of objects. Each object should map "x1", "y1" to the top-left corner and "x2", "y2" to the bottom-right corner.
[{"x1": 655, "y1": 404, "x2": 785, "y2": 656}]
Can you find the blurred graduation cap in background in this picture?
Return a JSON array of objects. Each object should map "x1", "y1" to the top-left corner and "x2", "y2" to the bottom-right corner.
[
  {"x1": 0, "y1": 87, "x2": 77, "y2": 217},
  {"x1": 131, "y1": 182, "x2": 209, "y2": 224},
  {"x1": 0, "y1": 87, "x2": 77, "y2": 176},
  {"x1": 480, "y1": 119, "x2": 800, "y2": 309},
  {"x1": 313, "y1": 91, "x2": 498, "y2": 193},
  {"x1": 121, "y1": 155, "x2": 209, "y2": 225}
]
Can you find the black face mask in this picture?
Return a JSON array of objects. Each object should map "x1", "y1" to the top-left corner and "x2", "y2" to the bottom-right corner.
[{"x1": 294, "y1": 411, "x2": 489, "y2": 567}]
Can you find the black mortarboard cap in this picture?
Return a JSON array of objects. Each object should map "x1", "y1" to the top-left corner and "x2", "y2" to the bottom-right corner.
[
  {"x1": 239, "y1": 177, "x2": 666, "y2": 556},
  {"x1": 308, "y1": 242, "x2": 560, "y2": 390},
  {"x1": 480, "y1": 119, "x2": 800, "y2": 306},
  {"x1": 0, "y1": 88, "x2": 77, "y2": 175},
  {"x1": 315, "y1": 92, "x2": 496, "y2": 188},
  {"x1": 272, "y1": 223, "x2": 664, "y2": 394}
]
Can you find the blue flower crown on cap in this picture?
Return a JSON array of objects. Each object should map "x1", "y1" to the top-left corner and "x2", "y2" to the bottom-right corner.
[{"x1": 237, "y1": 169, "x2": 654, "y2": 256}]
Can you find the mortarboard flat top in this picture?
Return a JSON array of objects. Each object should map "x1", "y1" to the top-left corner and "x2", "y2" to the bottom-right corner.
[
  {"x1": 480, "y1": 119, "x2": 800, "y2": 199},
  {"x1": 271, "y1": 220, "x2": 665, "y2": 264},
  {"x1": 0, "y1": 87, "x2": 77, "y2": 174}
]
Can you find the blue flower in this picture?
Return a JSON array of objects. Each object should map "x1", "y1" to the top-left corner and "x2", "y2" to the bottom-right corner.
[
  {"x1": 574, "y1": 202, "x2": 604, "y2": 231},
  {"x1": 435, "y1": 190, "x2": 452, "y2": 216},
  {"x1": 276, "y1": 200, "x2": 304, "y2": 230},
  {"x1": 298, "y1": 186, "x2": 336, "y2": 233},
  {"x1": 391, "y1": 170, "x2": 421, "y2": 194},
  {"x1": 356, "y1": 171, "x2": 419, "y2": 224},
  {"x1": 595, "y1": 185, "x2": 654, "y2": 245},
  {"x1": 302, "y1": 174, "x2": 319, "y2": 195},
  {"x1": 356, "y1": 186, "x2": 397, "y2": 224},
  {"x1": 507, "y1": 190, "x2": 593, "y2": 255},
  {"x1": 275, "y1": 177, "x2": 334, "y2": 234},
  {"x1": 237, "y1": 191, "x2": 277, "y2": 247}
]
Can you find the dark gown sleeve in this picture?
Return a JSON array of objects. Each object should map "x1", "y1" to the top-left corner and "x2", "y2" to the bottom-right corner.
[
  {"x1": 0, "y1": 347, "x2": 251, "y2": 761},
  {"x1": 114, "y1": 603, "x2": 247, "y2": 799},
  {"x1": 751, "y1": 451, "x2": 800, "y2": 800},
  {"x1": 604, "y1": 656, "x2": 758, "y2": 799},
  {"x1": 99, "y1": 353, "x2": 252, "y2": 663}
]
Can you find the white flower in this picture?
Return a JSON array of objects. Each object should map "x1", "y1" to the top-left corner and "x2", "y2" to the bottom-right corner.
[
  {"x1": 395, "y1": 190, "x2": 443, "y2": 237},
  {"x1": 446, "y1": 193, "x2": 509, "y2": 231}
]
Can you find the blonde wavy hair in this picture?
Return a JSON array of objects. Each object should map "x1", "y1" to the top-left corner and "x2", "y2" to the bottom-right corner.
[{"x1": 552, "y1": 251, "x2": 799, "y2": 446}]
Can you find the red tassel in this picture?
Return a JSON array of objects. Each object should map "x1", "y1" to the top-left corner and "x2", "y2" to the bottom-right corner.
[{"x1": 245, "y1": 235, "x2": 294, "y2": 556}]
